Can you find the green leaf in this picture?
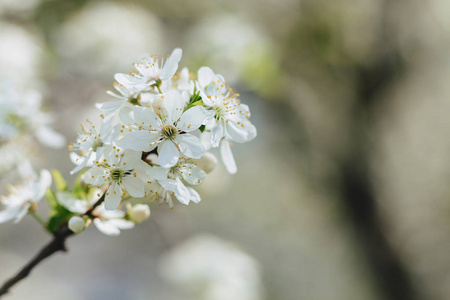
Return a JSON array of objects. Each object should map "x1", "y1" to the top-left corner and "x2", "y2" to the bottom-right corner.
[
  {"x1": 51, "y1": 169, "x2": 68, "y2": 191},
  {"x1": 47, "y1": 207, "x2": 74, "y2": 233},
  {"x1": 199, "y1": 125, "x2": 206, "y2": 133}
]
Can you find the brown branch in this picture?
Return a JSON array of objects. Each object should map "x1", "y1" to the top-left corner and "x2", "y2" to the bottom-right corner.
[{"x1": 0, "y1": 193, "x2": 105, "y2": 298}]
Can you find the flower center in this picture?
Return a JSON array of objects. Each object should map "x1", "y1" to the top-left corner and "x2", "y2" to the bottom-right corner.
[
  {"x1": 92, "y1": 140, "x2": 103, "y2": 152},
  {"x1": 213, "y1": 105, "x2": 225, "y2": 119},
  {"x1": 111, "y1": 169, "x2": 124, "y2": 181},
  {"x1": 162, "y1": 125, "x2": 177, "y2": 139}
]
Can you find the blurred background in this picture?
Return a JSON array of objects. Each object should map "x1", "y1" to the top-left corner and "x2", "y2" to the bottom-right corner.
[{"x1": 1, "y1": 0, "x2": 450, "y2": 299}]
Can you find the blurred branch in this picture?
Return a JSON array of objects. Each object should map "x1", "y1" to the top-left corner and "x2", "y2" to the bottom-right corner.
[{"x1": 338, "y1": 1, "x2": 419, "y2": 298}]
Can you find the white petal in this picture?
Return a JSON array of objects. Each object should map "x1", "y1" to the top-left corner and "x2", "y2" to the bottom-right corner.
[
  {"x1": 160, "y1": 48, "x2": 182, "y2": 81},
  {"x1": 35, "y1": 169, "x2": 52, "y2": 201},
  {"x1": 225, "y1": 118, "x2": 251, "y2": 143},
  {"x1": 110, "y1": 219, "x2": 135, "y2": 230},
  {"x1": 177, "y1": 106, "x2": 207, "y2": 132},
  {"x1": 175, "y1": 134, "x2": 205, "y2": 159},
  {"x1": 198, "y1": 87, "x2": 214, "y2": 107},
  {"x1": 133, "y1": 106, "x2": 161, "y2": 128},
  {"x1": 198, "y1": 66, "x2": 216, "y2": 87},
  {"x1": 116, "y1": 131, "x2": 160, "y2": 152},
  {"x1": 102, "y1": 124, "x2": 121, "y2": 144},
  {"x1": 70, "y1": 152, "x2": 87, "y2": 174},
  {"x1": 17, "y1": 160, "x2": 36, "y2": 179},
  {"x1": 57, "y1": 192, "x2": 89, "y2": 214},
  {"x1": 95, "y1": 203, "x2": 125, "y2": 218},
  {"x1": 95, "y1": 100, "x2": 126, "y2": 112},
  {"x1": 122, "y1": 177, "x2": 145, "y2": 198},
  {"x1": 220, "y1": 139, "x2": 237, "y2": 174},
  {"x1": 119, "y1": 107, "x2": 134, "y2": 125},
  {"x1": 114, "y1": 73, "x2": 142, "y2": 87},
  {"x1": 105, "y1": 183, "x2": 122, "y2": 210},
  {"x1": 182, "y1": 165, "x2": 206, "y2": 185},
  {"x1": 245, "y1": 121, "x2": 257, "y2": 141},
  {"x1": 35, "y1": 127, "x2": 66, "y2": 149},
  {"x1": 120, "y1": 150, "x2": 141, "y2": 169},
  {"x1": 204, "y1": 110, "x2": 215, "y2": 125},
  {"x1": 227, "y1": 116, "x2": 256, "y2": 142},
  {"x1": 146, "y1": 167, "x2": 170, "y2": 180},
  {"x1": 158, "y1": 140, "x2": 180, "y2": 168},
  {"x1": 99, "y1": 113, "x2": 115, "y2": 136},
  {"x1": 159, "y1": 178, "x2": 190, "y2": 205},
  {"x1": 210, "y1": 121, "x2": 224, "y2": 147},
  {"x1": 0, "y1": 207, "x2": 20, "y2": 224},
  {"x1": 162, "y1": 90, "x2": 185, "y2": 124},
  {"x1": 14, "y1": 204, "x2": 31, "y2": 223},
  {"x1": 94, "y1": 218, "x2": 120, "y2": 236},
  {"x1": 95, "y1": 147, "x2": 106, "y2": 162},
  {"x1": 83, "y1": 166, "x2": 106, "y2": 186},
  {"x1": 187, "y1": 187, "x2": 201, "y2": 204}
]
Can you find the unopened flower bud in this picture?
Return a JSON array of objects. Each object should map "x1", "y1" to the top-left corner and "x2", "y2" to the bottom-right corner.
[
  {"x1": 127, "y1": 203, "x2": 150, "y2": 224},
  {"x1": 68, "y1": 216, "x2": 85, "y2": 233},
  {"x1": 196, "y1": 152, "x2": 217, "y2": 174}
]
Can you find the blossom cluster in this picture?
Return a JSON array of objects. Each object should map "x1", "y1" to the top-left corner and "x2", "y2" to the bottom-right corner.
[
  {"x1": 0, "y1": 48, "x2": 256, "y2": 236},
  {"x1": 72, "y1": 48, "x2": 256, "y2": 211}
]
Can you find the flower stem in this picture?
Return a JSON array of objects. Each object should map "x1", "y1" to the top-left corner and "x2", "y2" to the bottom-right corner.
[{"x1": 30, "y1": 212, "x2": 47, "y2": 229}]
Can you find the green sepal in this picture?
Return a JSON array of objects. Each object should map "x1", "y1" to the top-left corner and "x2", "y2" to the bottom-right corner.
[
  {"x1": 199, "y1": 125, "x2": 206, "y2": 133},
  {"x1": 189, "y1": 92, "x2": 202, "y2": 104},
  {"x1": 72, "y1": 172, "x2": 89, "y2": 200},
  {"x1": 51, "y1": 169, "x2": 68, "y2": 191},
  {"x1": 47, "y1": 207, "x2": 74, "y2": 233},
  {"x1": 45, "y1": 188, "x2": 59, "y2": 209}
]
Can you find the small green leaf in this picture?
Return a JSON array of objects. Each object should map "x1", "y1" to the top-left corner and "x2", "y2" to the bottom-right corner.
[
  {"x1": 199, "y1": 125, "x2": 206, "y2": 133},
  {"x1": 47, "y1": 207, "x2": 74, "y2": 233},
  {"x1": 51, "y1": 169, "x2": 68, "y2": 191}
]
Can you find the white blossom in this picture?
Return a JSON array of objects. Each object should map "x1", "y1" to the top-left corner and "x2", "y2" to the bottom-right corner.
[
  {"x1": 176, "y1": 67, "x2": 195, "y2": 96},
  {"x1": 0, "y1": 167, "x2": 51, "y2": 224},
  {"x1": 57, "y1": 189, "x2": 100, "y2": 214},
  {"x1": 92, "y1": 203, "x2": 134, "y2": 236},
  {"x1": 83, "y1": 147, "x2": 145, "y2": 210},
  {"x1": 146, "y1": 157, "x2": 205, "y2": 206},
  {"x1": 69, "y1": 116, "x2": 119, "y2": 174},
  {"x1": 0, "y1": 84, "x2": 65, "y2": 148},
  {"x1": 96, "y1": 81, "x2": 142, "y2": 113},
  {"x1": 117, "y1": 89, "x2": 207, "y2": 168},
  {"x1": 196, "y1": 67, "x2": 257, "y2": 173},
  {"x1": 115, "y1": 48, "x2": 182, "y2": 91}
]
